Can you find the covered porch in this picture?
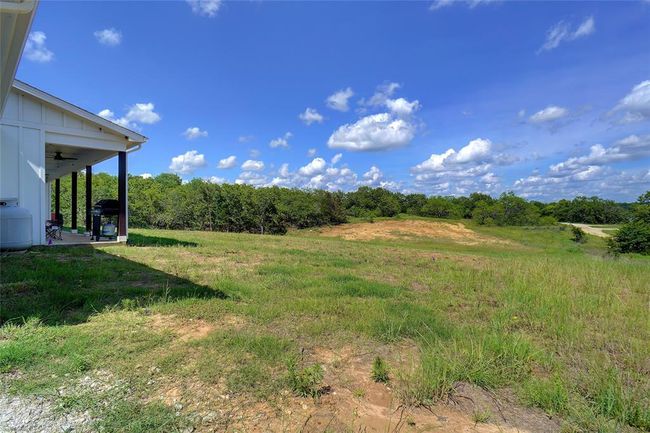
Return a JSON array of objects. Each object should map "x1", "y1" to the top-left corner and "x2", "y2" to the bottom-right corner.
[{"x1": 47, "y1": 142, "x2": 130, "y2": 245}]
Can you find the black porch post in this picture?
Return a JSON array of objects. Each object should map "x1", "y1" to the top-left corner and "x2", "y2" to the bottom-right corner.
[
  {"x1": 85, "y1": 165, "x2": 92, "y2": 234},
  {"x1": 71, "y1": 172, "x2": 78, "y2": 233},
  {"x1": 118, "y1": 151, "x2": 127, "y2": 241},
  {"x1": 54, "y1": 178, "x2": 61, "y2": 219}
]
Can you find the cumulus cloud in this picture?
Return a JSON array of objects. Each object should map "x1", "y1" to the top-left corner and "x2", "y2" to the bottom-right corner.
[
  {"x1": 412, "y1": 138, "x2": 493, "y2": 173},
  {"x1": 539, "y1": 16, "x2": 595, "y2": 52},
  {"x1": 331, "y1": 153, "x2": 343, "y2": 165},
  {"x1": 169, "y1": 150, "x2": 207, "y2": 175},
  {"x1": 217, "y1": 155, "x2": 237, "y2": 169},
  {"x1": 609, "y1": 80, "x2": 650, "y2": 124},
  {"x1": 550, "y1": 134, "x2": 650, "y2": 176},
  {"x1": 529, "y1": 106, "x2": 569, "y2": 123},
  {"x1": 241, "y1": 159, "x2": 265, "y2": 171},
  {"x1": 186, "y1": 0, "x2": 222, "y2": 17},
  {"x1": 299, "y1": 108, "x2": 324, "y2": 125},
  {"x1": 326, "y1": 88, "x2": 354, "y2": 112},
  {"x1": 24, "y1": 31, "x2": 54, "y2": 63},
  {"x1": 327, "y1": 113, "x2": 416, "y2": 151},
  {"x1": 360, "y1": 82, "x2": 401, "y2": 108},
  {"x1": 98, "y1": 103, "x2": 161, "y2": 130},
  {"x1": 385, "y1": 97, "x2": 421, "y2": 117},
  {"x1": 430, "y1": 0, "x2": 500, "y2": 11},
  {"x1": 94, "y1": 28, "x2": 122, "y2": 46},
  {"x1": 513, "y1": 134, "x2": 650, "y2": 200},
  {"x1": 139, "y1": 173, "x2": 153, "y2": 179},
  {"x1": 206, "y1": 176, "x2": 226, "y2": 184},
  {"x1": 307, "y1": 148, "x2": 317, "y2": 157},
  {"x1": 298, "y1": 158, "x2": 327, "y2": 176},
  {"x1": 269, "y1": 132, "x2": 293, "y2": 149},
  {"x1": 236, "y1": 171, "x2": 267, "y2": 186},
  {"x1": 183, "y1": 126, "x2": 208, "y2": 140}
]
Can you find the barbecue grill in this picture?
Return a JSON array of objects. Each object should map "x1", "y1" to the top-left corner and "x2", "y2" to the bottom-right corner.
[{"x1": 92, "y1": 199, "x2": 120, "y2": 240}]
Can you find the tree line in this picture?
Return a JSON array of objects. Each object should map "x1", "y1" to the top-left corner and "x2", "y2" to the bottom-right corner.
[{"x1": 51, "y1": 172, "x2": 644, "y2": 243}]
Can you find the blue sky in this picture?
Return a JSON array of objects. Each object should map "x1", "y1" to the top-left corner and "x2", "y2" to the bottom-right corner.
[{"x1": 17, "y1": 0, "x2": 650, "y2": 201}]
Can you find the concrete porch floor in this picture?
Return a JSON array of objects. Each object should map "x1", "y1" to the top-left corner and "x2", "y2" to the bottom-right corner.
[{"x1": 48, "y1": 232, "x2": 122, "y2": 246}]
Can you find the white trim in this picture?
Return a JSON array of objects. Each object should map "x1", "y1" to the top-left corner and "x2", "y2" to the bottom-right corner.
[
  {"x1": 12, "y1": 80, "x2": 148, "y2": 144},
  {"x1": 117, "y1": 235, "x2": 127, "y2": 242}
]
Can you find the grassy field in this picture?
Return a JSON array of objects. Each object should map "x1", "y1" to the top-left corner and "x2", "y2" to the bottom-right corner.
[{"x1": 1, "y1": 219, "x2": 649, "y2": 432}]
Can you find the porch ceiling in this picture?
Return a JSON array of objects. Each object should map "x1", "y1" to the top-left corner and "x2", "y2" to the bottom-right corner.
[{"x1": 45, "y1": 143, "x2": 116, "y2": 182}]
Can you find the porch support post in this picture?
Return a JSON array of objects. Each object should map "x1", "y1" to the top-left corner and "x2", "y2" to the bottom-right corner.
[
  {"x1": 71, "y1": 172, "x2": 78, "y2": 233},
  {"x1": 54, "y1": 178, "x2": 60, "y2": 219},
  {"x1": 118, "y1": 151, "x2": 128, "y2": 242},
  {"x1": 85, "y1": 165, "x2": 92, "y2": 234}
]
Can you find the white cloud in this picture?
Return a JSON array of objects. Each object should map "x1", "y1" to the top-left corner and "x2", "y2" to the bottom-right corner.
[
  {"x1": 183, "y1": 126, "x2": 208, "y2": 140},
  {"x1": 299, "y1": 108, "x2": 324, "y2": 125},
  {"x1": 249, "y1": 148, "x2": 261, "y2": 158},
  {"x1": 99, "y1": 103, "x2": 161, "y2": 130},
  {"x1": 169, "y1": 150, "x2": 207, "y2": 175},
  {"x1": 430, "y1": 0, "x2": 500, "y2": 11},
  {"x1": 269, "y1": 132, "x2": 293, "y2": 149},
  {"x1": 550, "y1": 134, "x2": 650, "y2": 176},
  {"x1": 298, "y1": 157, "x2": 327, "y2": 176},
  {"x1": 361, "y1": 82, "x2": 401, "y2": 108},
  {"x1": 610, "y1": 80, "x2": 650, "y2": 124},
  {"x1": 331, "y1": 153, "x2": 343, "y2": 165},
  {"x1": 206, "y1": 176, "x2": 226, "y2": 184},
  {"x1": 186, "y1": 0, "x2": 222, "y2": 17},
  {"x1": 279, "y1": 163, "x2": 290, "y2": 177},
  {"x1": 217, "y1": 155, "x2": 237, "y2": 169},
  {"x1": 238, "y1": 135, "x2": 255, "y2": 143},
  {"x1": 327, "y1": 113, "x2": 416, "y2": 151},
  {"x1": 412, "y1": 138, "x2": 493, "y2": 173},
  {"x1": 529, "y1": 106, "x2": 569, "y2": 123},
  {"x1": 24, "y1": 31, "x2": 54, "y2": 63},
  {"x1": 326, "y1": 88, "x2": 354, "y2": 112},
  {"x1": 236, "y1": 171, "x2": 267, "y2": 186},
  {"x1": 385, "y1": 97, "x2": 420, "y2": 116},
  {"x1": 307, "y1": 148, "x2": 317, "y2": 157},
  {"x1": 539, "y1": 16, "x2": 595, "y2": 52},
  {"x1": 513, "y1": 134, "x2": 650, "y2": 200},
  {"x1": 139, "y1": 173, "x2": 153, "y2": 179},
  {"x1": 94, "y1": 28, "x2": 122, "y2": 46},
  {"x1": 241, "y1": 159, "x2": 265, "y2": 171}
]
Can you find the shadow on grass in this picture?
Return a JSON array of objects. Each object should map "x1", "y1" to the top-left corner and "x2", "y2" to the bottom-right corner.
[
  {"x1": 0, "y1": 245, "x2": 225, "y2": 326},
  {"x1": 126, "y1": 233, "x2": 198, "y2": 247}
]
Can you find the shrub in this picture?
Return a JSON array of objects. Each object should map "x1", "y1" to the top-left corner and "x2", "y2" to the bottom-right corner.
[
  {"x1": 571, "y1": 226, "x2": 587, "y2": 243},
  {"x1": 286, "y1": 357, "x2": 323, "y2": 398},
  {"x1": 371, "y1": 356, "x2": 390, "y2": 383},
  {"x1": 609, "y1": 221, "x2": 650, "y2": 255}
]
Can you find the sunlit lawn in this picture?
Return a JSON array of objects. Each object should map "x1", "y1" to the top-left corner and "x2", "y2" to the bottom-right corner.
[{"x1": 1, "y1": 220, "x2": 648, "y2": 432}]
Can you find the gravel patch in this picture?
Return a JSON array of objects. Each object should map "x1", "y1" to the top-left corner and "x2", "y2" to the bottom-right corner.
[{"x1": 0, "y1": 394, "x2": 92, "y2": 433}]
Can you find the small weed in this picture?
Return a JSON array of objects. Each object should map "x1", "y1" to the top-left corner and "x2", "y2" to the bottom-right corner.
[
  {"x1": 286, "y1": 357, "x2": 324, "y2": 398},
  {"x1": 353, "y1": 388, "x2": 365, "y2": 399},
  {"x1": 371, "y1": 356, "x2": 390, "y2": 383},
  {"x1": 472, "y1": 409, "x2": 491, "y2": 424}
]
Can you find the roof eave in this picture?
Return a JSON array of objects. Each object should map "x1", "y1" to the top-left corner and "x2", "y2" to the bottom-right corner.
[{"x1": 12, "y1": 79, "x2": 149, "y2": 145}]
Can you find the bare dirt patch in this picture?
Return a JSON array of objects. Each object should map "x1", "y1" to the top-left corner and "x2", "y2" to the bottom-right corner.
[
  {"x1": 150, "y1": 313, "x2": 246, "y2": 342},
  {"x1": 148, "y1": 341, "x2": 559, "y2": 432},
  {"x1": 320, "y1": 220, "x2": 511, "y2": 246}
]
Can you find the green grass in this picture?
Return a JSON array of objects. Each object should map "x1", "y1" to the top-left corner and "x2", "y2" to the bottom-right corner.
[{"x1": 1, "y1": 219, "x2": 648, "y2": 431}]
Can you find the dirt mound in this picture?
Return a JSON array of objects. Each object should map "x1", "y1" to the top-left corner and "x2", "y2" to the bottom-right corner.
[{"x1": 320, "y1": 220, "x2": 510, "y2": 246}]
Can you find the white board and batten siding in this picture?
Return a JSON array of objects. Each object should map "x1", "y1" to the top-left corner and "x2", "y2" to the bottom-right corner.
[{"x1": 0, "y1": 87, "x2": 138, "y2": 245}]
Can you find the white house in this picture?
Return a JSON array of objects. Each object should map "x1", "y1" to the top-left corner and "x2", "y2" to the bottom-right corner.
[{"x1": 0, "y1": 0, "x2": 147, "y2": 246}]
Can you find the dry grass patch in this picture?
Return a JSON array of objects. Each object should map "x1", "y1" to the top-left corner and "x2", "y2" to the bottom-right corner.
[{"x1": 319, "y1": 220, "x2": 513, "y2": 246}]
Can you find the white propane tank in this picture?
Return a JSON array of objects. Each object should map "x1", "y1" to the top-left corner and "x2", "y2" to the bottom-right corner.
[{"x1": 0, "y1": 198, "x2": 33, "y2": 251}]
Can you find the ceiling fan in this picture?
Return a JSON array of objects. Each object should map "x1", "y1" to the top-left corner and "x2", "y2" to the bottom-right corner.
[{"x1": 50, "y1": 151, "x2": 78, "y2": 161}]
